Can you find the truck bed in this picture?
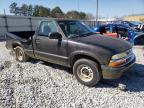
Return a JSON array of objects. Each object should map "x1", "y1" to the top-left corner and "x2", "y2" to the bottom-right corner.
[
  {"x1": 6, "y1": 31, "x2": 35, "y2": 50},
  {"x1": 8, "y1": 31, "x2": 35, "y2": 40}
]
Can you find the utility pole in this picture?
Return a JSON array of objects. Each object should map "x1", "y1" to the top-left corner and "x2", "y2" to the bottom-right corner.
[
  {"x1": 77, "y1": 0, "x2": 80, "y2": 19},
  {"x1": 4, "y1": 9, "x2": 6, "y2": 15},
  {"x1": 96, "y1": 0, "x2": 99, "y2": 22}
]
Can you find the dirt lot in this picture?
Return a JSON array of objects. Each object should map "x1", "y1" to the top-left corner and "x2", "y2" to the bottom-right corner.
[{"x1": 0, "y1": 42, "x2": 144, "y2": 108}]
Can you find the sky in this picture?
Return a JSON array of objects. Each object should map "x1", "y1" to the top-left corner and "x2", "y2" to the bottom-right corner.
[{"x1": 0, "y1": 0, "x2": 144, "y2": 18}]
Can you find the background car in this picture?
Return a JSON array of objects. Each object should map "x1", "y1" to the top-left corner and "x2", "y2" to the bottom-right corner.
[{"x1": 93, "y1": 23, "x2": 144, "y2": 45}]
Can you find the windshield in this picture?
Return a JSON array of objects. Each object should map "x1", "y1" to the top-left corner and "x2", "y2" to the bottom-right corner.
[{"x1": 57, "y1": 20, "x2": 94, "y2": 38}]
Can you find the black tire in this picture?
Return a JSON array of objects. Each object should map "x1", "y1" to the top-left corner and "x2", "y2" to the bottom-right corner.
[
  {"x1": 73, "y1": 59, "x2": 101, "y2": 87},
  {"x1": 15, "y1": 46, "x2": 29, "y2": 62}
]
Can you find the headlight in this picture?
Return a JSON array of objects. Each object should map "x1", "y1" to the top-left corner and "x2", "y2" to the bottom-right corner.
[
  {"x1": 108, "y1": 49, "x2": 132, "y2": 67},
  {"x1": 111, "y1": 49, "x2": 132, "y2": 60},
  {"x1": 111, "y1": 52, "x2": 128, "y2": 60}
]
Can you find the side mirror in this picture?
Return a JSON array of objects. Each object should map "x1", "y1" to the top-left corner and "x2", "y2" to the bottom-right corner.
[{"x1": 49, "y1": 32, "x2": 62, "y2": 39}]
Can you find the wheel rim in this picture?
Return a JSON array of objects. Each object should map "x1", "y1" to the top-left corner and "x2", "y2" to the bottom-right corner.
[
  {"x1": 17, "y1": 49, "x2": 23, "y2": 61},
  {"x1": 77, "y1": 65, "x2": 94, "y2": 82}
]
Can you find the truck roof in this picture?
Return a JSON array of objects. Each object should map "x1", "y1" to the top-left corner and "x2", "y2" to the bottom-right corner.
[
  {"x1": 55, "y1": 19, "x2": 78, "y2": 21},
  {"x1": 41, "y1": 18, "x2": 79, "y2": 22}
]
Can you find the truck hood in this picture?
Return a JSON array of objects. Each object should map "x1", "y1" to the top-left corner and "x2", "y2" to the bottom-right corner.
[{"x1": 75, "y1": 34, "x2": 132, "y2": 54}]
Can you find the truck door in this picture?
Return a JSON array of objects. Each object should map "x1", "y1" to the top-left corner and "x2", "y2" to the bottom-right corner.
[{"x1": 33, "y1": 21, "x2": 68, "y2": 66}]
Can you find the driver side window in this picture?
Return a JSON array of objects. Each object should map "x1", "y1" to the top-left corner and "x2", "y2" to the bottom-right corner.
[{"x1": 38, "y1": 21, "x2": 57, "y2": 36}]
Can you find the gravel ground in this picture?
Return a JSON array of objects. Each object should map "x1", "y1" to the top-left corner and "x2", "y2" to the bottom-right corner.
[{"x1": 0, "y1": 42, "x2": 144, "y2": 108}]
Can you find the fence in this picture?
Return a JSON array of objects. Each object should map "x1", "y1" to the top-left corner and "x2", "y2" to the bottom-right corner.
[
  {"x1": 82, "y1": 20, "x2": 97, "y2": 28},
  {"x1": 0, "y1": 15, "x2": 50, "y2": 35},
  {"x1": 0, "y1": 15, "x2": 97, "y2": 38}
]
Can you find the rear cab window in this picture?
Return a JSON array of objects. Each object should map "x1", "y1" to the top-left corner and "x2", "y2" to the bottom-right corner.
[{"x1": 38, "y1": 21, "x2": 58, "y2": 36}]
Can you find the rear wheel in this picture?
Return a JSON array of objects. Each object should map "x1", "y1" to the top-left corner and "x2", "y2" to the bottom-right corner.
[
  {"x1": 15, "y1": 46, "x2": 29, "y2": 62},
  {"x1": 73, "y1": 59, "x2": 101, "y2": 87}
]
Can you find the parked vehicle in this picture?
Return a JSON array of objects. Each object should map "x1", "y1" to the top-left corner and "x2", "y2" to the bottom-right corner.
[
  {"x1": 93, "y1": 23, "x2": 144, "y2": 45},
  {"x1": 6, "y1": 19, "x2": 135, "y2": 87},
  {"x1": 137, "y1": 23, "x2": 144, "y2": 32},
  {"x1": 134, "y1": 32, "x2": 144, "y2": 45},
  {"x1": 122, "y1": 21, "x2": 142, "y2": 28},
  {"x1": 121, "y1": 21, "x2": 144, "y2": 33}
]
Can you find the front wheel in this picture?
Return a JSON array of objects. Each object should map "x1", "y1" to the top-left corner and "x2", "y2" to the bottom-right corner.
[
  {"x1": 15, "y1": 46, "x2": 29, "y2": 62},
  {"x1": 73, "y1": 59, "x2": 101, "y2": 87}
]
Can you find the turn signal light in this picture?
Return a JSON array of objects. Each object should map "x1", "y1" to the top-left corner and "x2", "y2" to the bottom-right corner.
[{"x1": 108, "y1": 59, "x2": 127, "y2": 68}]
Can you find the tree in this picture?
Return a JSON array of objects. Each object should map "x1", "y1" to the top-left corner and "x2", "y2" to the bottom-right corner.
[
  {"x1": 9, "y1": 2, "x2": 88, "y2": 19},
  {"x1": 66, "y1": 10, "x2": 79, "y2": 19},
  {"x1": 51, "y1": 7, "x2": 64, "y2": 18},
  {"x1": 66, "y1": 11, "x2": 87, "y2": 19},
  {"x1": 9, "y1": 3, "x2": 33, "y2": 16},
  {"x1": 28, "y1": 5, "x2": 33, "y2": 16},
  {"x1": 21, "y1": 4, "x2": 29, "y2": 16},
  {"x1": 79, "y1": 12, "x2": 86, "y2": 20},
  {"x1": 9, "y1": 2, "x2": 17, "y2": 15},
  {"x1": 33, "y1": 5, "x2": 50, "y2": 17},
  {"x1": 39, "y1": 6, "x2": 50, "y2": 17},
  {"x1": 33, "y1": 5, "x2": 39, "y2": 16},
  {"x1": 9, "y1": 3, "x2": 50, "y2": 17}
]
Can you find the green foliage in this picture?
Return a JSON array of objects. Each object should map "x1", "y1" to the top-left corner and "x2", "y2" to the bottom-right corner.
[
  {"x1": 21, "y1": 4, "x2": 29, "y2": 16},
  {"x1": 9, "y1": 2, "x2": 17, "y2": 15},
  {"x1": 51, "y1": 7, "x2": 64, "y2": 18},
  {"x1": 9, "y1": 2, "x2": 89, "y2": 19},
  {"x1": 28, "y1": 5, "x2": 33, "y2": 16},
  {"x1": 79, "y1": 12, "x2": 86, "y2": 20},
  {"x1": 33, "y1": 5, "x2": 39, "y2": 16},
  {"x1": 66, "y1": 11, "x2": 87, "y2": 19},
  {"x1": 33, "y1": 5, "x2": 50, "y2": 17},
  {"x1": 9, "y1": 2, "x2": 50, "y2": 17},
  {"x1": 66, "y1": 10, "x2": 79, "y2": 19}
]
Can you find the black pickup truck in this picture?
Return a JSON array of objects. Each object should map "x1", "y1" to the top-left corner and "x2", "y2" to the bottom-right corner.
[{"x1": 6, "y1": 19, "x2": 136, "y2": 87}]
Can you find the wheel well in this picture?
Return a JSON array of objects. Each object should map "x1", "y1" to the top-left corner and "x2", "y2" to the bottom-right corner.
[
  {"x1": 71, "y1": 54, "x2": 100, "y2": 67},
  {"x1": 134, "y1": 35, "x2": 144, "y2": 45},
  {"x1": 12, "y1": 44, "x2": 21, "y2": 49}
]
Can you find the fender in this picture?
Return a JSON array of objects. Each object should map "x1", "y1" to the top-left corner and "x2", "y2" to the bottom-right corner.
[
  {"x1": 69, "y1": 50, "x2": 104, "y2": 66},
  {"x1": 134, "y1": 33, "x2": 144, "y2": 45},
  {"x1": 12, "y1": 40, "x2": 24, "y2": 49},
  {"x1": 134, "y1": 33, "x2": 144, "y2": 40}
]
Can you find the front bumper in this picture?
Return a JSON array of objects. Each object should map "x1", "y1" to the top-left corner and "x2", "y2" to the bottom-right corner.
[{"x1": 101, "y1": 53, "x2": 136, "y2": 79}]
